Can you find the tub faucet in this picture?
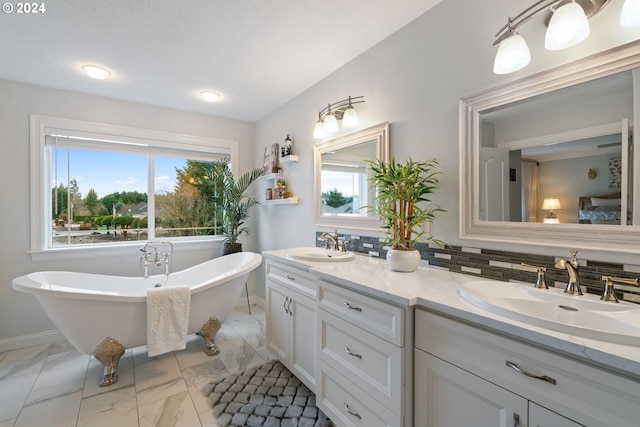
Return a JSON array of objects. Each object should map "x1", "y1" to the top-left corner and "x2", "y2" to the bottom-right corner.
[
  {"x1": 140, "y1": 241, "x2": 173, "y2": 278},
  {"x1": 320, "y1": 230, "x2": 339, "y2": 251},
  {"x1": 555, "y1": 249, "x2": 582, "y2": 295}
]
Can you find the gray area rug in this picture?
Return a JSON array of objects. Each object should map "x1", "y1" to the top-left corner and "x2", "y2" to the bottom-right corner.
[{"x1": 206, "y1": 359, "x2": 334, "y2": 427}]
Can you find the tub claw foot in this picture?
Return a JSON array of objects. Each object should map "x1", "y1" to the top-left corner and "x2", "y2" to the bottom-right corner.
[
  {"x1": 93, "y1": 337, "x2": 125, "y2": 387},
  {"x1": 199, "y1": 316, "x2": 221, "y2": 356}
]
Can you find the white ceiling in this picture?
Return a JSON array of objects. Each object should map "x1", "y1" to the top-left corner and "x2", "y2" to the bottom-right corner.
[{"x1": 0, "y1": 0, "x2": 442, "y2": 122}]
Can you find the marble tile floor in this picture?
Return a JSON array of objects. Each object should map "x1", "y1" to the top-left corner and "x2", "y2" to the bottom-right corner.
[{"x1": 0, "y1": 305, "x2": 272, "y2": 427}]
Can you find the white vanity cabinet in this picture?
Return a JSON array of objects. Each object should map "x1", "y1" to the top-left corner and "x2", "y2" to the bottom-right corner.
[
  {"x1": 315, "y1": 280, "x2": 412, "y2": 427},
  {"x1": 265, "y1": 260, "x2": 317, "y2": 391},
  {"x1": 414, "y1": 309, "x2": 640, "y2": 427}
]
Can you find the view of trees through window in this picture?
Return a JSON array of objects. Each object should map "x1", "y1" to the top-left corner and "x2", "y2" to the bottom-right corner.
[{"x1": 50, "y1": 146, "x2": 224, "y2": 247}]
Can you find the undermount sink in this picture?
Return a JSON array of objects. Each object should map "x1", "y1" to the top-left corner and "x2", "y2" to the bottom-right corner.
[
  {"x1": 458, "y1": 280, "x2": 640, "y2": 345},
  {"x1": 285, "y1": 247, "x2": 355, "y2": 262}
]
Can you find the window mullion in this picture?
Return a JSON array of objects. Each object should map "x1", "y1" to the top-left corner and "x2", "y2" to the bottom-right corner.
[{"x1": 148, "y1": 155, "x2": 155, "y2": 240}]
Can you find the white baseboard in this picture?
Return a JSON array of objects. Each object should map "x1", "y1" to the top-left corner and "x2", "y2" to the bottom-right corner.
[{"x1": 0, "y1": 329, "x2": 65, "y2": 353}]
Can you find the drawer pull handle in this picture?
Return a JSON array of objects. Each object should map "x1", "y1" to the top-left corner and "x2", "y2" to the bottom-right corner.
[
  {"x1": 506, "y1": 361, "x2": 556, "y2": 385},
  {"x1": 343, "y1": 302, "x2": 362, "y2": 312},
  {"x1": 513, "y1": 413, "x2": 520, "y2": 427},
  {"x1": 344, "y1": 346, "x2": 362, "y2": 359},
  {"x1": 285, "y1": 274, "x2": 296, "y2": 281},
  {"x1": 284, "y1": 296, "x2": 289, "y2": 315},
  {"x1": 288, "y1": 298, "x2": 293, "y2": 316},
  {"x1": 343, "y1": 403, "x2": 361, "y2": 419}
]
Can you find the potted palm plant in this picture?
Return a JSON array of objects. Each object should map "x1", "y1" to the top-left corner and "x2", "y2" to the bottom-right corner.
[
  {"x1": 365, "y1": 157, "x2": 445, "y2": 272},
  {"x1": 211, "y1": 158, "x2": 264, "y2": 255}
]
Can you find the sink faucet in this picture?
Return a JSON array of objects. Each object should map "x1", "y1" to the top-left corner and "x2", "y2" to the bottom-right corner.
[
  {"x1": 320, "y1": 230, "x2": 340, "y2": 251},
  {"x1": 555, "y1": 250, "x2": 582, "y2": 295},
  {"x1": 601, "y1": 275, "x2": 639, "y2": 303},
  {"x1": 521, "y1": 263, "x2": 548, "y2": 289}
]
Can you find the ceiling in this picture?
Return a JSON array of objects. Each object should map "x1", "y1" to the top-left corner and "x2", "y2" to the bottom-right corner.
[{"x1": 0, "y1": 0, "x2": 442, "y2": 122}]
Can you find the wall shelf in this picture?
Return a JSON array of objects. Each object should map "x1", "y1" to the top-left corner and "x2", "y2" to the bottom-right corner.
[
  {"x1": 265, "y1": 197, "x2": 299, "y2": 205},
  {"x1": 262, "y1": 153, "x2": 299, "y2": 204}
]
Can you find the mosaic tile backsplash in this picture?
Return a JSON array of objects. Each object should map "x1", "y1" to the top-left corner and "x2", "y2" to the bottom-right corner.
[{"x1": 315, "y1": 232, "x2": 640, "y2": 303}]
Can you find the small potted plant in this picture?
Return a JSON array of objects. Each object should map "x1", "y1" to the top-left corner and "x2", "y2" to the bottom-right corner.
[
  {"x1": 364, "y1": 157, "x2": 445, "y2": 272},
  {"x1": 211, "y1": 158, "x2": 264, "y2": 255}
]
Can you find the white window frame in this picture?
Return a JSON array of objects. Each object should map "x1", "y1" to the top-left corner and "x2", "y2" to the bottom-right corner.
[{"x1": 29, "y1": 114, "x2": 238, "y2": 258}]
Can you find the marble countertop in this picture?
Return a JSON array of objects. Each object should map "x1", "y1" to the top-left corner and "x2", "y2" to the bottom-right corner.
[{"x1": 263, "y1": 250, "x2": 640, "y2": 380}]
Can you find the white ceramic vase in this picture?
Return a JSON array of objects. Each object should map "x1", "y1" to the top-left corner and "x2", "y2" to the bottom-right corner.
[{"x1": 386, "y1": 248, "x2": 421, "y2": 272}]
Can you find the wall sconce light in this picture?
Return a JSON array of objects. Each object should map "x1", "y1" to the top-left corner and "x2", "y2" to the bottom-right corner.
[
  {"x1": 493, "y1": 0, "x2": 640, "y2": 75},
  {"x1": 541, "y1": 197, "x2": 562, "y2": 223},
  {"x1": 313, "y1": 96, "x2": 364, "y2": 139}
]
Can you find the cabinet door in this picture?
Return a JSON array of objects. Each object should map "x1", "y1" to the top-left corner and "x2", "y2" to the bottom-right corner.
[
  {"x1": 529, "y1": 402, "x2": 583, "y2": 427},
  {"x1": 266, "y1": 279, "x2": 289, "y2": 363},
  {"x1": 415, "y1": 349, "x2": 528, "y2": 427},
  {"x1": 290, "y1": 290, "x2": 316, "y2": 389}
]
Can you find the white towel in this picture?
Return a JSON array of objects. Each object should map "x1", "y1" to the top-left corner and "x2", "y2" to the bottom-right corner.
[{"x1": 146, "y1": 286, "x2": 191, "y2": 357}]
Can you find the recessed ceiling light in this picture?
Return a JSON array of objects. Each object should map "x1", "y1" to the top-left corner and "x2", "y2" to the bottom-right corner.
[
  {"x1": 82, "y1": 65, "x2": 111, "y2": 80},
  {"x1": 199, "y1": 91, "x2": 220, "y2": 103}
]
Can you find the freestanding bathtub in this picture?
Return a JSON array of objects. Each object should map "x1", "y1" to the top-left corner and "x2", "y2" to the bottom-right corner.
[{"x1": 12, "y1": 251, "x2": 262, "y2": 386}]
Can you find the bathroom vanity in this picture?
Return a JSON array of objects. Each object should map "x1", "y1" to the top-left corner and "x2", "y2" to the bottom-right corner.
[{"x1": 262, "y1": 250, "x2": 640, "y2": 427}]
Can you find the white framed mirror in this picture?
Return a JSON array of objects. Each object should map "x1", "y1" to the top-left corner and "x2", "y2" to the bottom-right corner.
[
  {"x1": 314, "y1": 122, "x2": 389, "y2": 230},
  {"x1": 460, "y1": 41, "x2": 640, "y2": 254}
]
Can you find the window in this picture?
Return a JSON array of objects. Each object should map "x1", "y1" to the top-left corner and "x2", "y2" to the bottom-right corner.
[
  {"x1": 320, "y1": 161, "x2": 372, "y2": 216},
  {"x1": 30, "y1": 115, "x2": 238, "y2": 252}
]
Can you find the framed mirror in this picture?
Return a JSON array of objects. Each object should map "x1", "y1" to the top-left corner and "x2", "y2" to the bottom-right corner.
[
  {"x1": 460, "y1": 41, "x2": 640, "y2": 253},
  {"x1": 314, "y1": 122, "x2": 389, "y2": 230}
]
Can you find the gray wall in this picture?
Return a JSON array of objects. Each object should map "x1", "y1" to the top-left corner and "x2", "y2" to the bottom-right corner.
[
  {"x1": 254, "y1": 0, "x2": 640, "y2": 300},
  {"x1": 0, "y1": 80, "x2": 257, "y2": 347}
]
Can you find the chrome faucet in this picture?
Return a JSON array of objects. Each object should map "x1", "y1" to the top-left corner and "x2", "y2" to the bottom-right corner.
[
  {"x1": 555, "y1": 250, "x2": 582, "y2": 295},
  {"x1": 600, "y1": 275, "x2": 639, "y2": 303},
  {"x1": 521, "y1": 263, "x2": 548, "y2": 289},
  {"x1": 139, "y1": 241, "x2": 173, "y2": 278},
  {"x1": 320, "y1": 229, "x2": 339, "y2": 251}
]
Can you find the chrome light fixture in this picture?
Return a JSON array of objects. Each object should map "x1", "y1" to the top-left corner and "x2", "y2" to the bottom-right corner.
[
  {"x1": 313, "y1": 96, "x2": 364, "y2": 139},
  {"x1": 493, "y1": 0, "x2": 638, "y2": 75}
]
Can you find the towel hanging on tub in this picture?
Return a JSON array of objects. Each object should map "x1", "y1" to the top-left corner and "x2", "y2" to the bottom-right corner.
[{"x1": 146, "y1": 286, "x2": 191, "y2": 357}]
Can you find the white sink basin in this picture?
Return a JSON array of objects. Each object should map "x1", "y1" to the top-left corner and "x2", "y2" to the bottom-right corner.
[
  {"x1": 285, "y1": 247, "x2": 355, "y2": 262},
  {"x1": 458, "y1": 280, "x2": 640, "y2": 345}
]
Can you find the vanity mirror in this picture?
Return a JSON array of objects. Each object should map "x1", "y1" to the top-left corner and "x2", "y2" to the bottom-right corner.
[
  {"x1": 460, "y1": 41, "x2": 640, "y2": 253},
  {"x1": 314, "y1": 122, "x2": 389, "y2": 230}
]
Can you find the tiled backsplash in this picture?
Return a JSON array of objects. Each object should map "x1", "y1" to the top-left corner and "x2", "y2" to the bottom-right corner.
[{"x1": 315, "y1": 232, "x2": 640, "y2": 303}]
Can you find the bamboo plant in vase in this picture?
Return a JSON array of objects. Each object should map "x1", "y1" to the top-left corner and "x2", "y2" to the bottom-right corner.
[
  {"x1": 365, "y1": 158, "x2": 445, "y2": 272},
  {"x1": 211, "y1": 158, "x2": 264, "y2": 255}
]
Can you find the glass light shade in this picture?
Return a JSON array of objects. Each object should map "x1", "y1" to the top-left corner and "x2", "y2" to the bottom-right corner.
[
  {"x1": 82, "y1": 65, "x2": 111, "y2": 80},
  {"x1": 493, "y1": 33, "x2": 531, "y2": 74},
  {"x1": 199, "y1": 91, "x2": 220, "y2": 102},
  {"x1": 323, "y1": 114, "x2": 339, "y2": 133},
  {"x1": 621, "y1": 0, "x2": 640, "y2": 27},
  {"x1": 541, "y1": 198, "x2": 562, "y2": 211},
  {"x1": 341, "y1": 106, "x2": 359, "y2": 128},
  {"x1": 313, "y1": 120, "x2": 327, "y2": 139},
  {"x1": 545, "y1": 2, "x2": 590, "y2": 51}
]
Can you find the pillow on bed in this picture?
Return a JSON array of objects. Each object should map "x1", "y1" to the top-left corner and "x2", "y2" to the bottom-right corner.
[{"x1": 591, "y1": 197, "x2": 621, "y2": 207}]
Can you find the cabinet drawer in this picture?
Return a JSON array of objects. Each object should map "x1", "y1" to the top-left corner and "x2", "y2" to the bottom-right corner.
[
  {"x1": 318, "y1": 309, "x2": 402, "y2": 415},
  {"x1": 318, "y1": 280, "x2": 403, "y2": 346},
  {"x1": 415, "y1": 309, "x2": 640, "y2": 427},
  {"x1": 267, "y1": 261, "x2": 317, "y2": 300},
  {"x1": 317, "y1": 360, "x2": 401, "y2": 427}
]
